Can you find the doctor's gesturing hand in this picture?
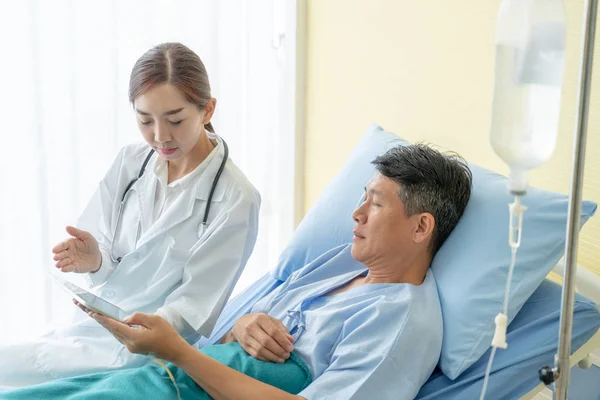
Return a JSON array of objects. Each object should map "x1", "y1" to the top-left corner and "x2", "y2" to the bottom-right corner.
[{"x1": 52, "y1": 225, "x2": 101, "y2": 274}]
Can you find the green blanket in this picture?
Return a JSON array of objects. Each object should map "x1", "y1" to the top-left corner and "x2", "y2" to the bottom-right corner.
[{"x1": 0, "y1": 343, "x2": 312, "y2": 399}]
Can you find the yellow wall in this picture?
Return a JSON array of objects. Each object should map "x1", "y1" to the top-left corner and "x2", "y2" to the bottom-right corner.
[{"x1": 304, "y1": 0, "x2": 600, "y2": 273}]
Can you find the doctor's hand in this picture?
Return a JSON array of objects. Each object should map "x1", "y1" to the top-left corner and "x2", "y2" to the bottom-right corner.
[
  {"x1": 229, "y1": 313, "x2": 295, "y2": 364},
  {"x1": 89, "y1": 311, "x2": 189, "y2": 362},
  {"x1": 52, "y1": 226, "x2": 101, "y2": 274}
]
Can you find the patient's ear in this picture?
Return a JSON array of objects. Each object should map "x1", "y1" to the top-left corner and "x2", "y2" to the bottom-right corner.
[{"x1": 413, "y1": 213, "x2": 435, "y2": 245}]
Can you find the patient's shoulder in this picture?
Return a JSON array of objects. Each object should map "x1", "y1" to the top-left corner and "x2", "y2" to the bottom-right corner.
[
  {"x1": 408, "y1": 269, "x2": 442, "y2": 321},
  {"x1": 335, "y1": 276, "x2": 441, "y2": 360},
  {"x1": 397, "y1": 269, "x2": 442, "y2": 335},
  {"x1": 348, "y1": 270, "x2": 442, "y2": 353},
  {"x1": 340, "y1": 272, "x2": 442, "y2": 395},
  {"x1": 387, "y1": 270, "x2": 442, "y2": 386}
]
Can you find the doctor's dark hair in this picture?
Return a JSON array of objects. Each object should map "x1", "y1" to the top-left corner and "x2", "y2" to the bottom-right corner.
[
  {"x1": 129, "y1": 42, "x2": 215, "y2": 133},
  {"x1": 372, "y1": 144, "x2": 472, "y2": 256}
]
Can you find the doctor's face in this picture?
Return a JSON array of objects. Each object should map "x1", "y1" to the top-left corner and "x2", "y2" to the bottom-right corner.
[
  {"x1": 133, "y1": 83, "x2": 215, "y2": 160},
  {"x1": 351, "y1": 173, "x2": 423, "y2": 266}
]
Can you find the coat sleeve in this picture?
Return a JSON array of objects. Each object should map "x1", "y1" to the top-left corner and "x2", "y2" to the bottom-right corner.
[
  {"x1": 76, "y1": 147, "x2": 129, "y2": 288},
  {"x1": 155, "y1": 187, "x2": 261, "y2": 343}
]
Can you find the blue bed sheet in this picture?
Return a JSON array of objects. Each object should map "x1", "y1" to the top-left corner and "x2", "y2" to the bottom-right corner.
[
  {"x1": 203, "y1": 277, "x2": 600, "y2": 399},
  {"x1": 417, "y1": 279, "x2": 600, "y2": 399}
]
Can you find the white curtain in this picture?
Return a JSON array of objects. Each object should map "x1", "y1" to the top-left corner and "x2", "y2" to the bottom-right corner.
[{"x1": 0, "y1": 0, "x2": 298, "y2": 344}]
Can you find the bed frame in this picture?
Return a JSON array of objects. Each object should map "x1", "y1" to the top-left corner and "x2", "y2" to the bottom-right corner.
[{"x1": 520, "y1": 262, "x2": 600, "y2": 399}]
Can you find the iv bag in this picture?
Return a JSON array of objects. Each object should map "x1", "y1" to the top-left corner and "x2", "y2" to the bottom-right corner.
[{"x1": 490, "y1": 0, "x2": 566, "y2": 194}]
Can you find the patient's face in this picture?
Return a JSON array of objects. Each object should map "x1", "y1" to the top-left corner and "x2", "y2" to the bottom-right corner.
[{"x1": 351, "y1": 173, "x2": 416, "y2": 265}]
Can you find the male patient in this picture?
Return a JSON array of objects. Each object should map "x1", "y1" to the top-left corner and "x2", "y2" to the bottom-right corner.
[{"x1": 0, "y1": 144, "x2": 472, "y2": 400}]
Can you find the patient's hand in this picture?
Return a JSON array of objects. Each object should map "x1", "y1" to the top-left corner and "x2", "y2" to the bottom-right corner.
[
  {"x1": 231, "y1": 313, "x2": 295, "y2": 364},
  {"x1": 88, "y1": 311, "x2": 188, "y2": 362}
]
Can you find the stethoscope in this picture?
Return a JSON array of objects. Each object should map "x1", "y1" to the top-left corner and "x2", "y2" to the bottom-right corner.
[{"x1": 109, "y1": 139, "x2": 229, "y2": 263}]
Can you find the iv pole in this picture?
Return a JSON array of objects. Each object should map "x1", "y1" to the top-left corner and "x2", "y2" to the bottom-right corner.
[{"x1": 538, "y1": 0, "x2": 597, "y2": 398}]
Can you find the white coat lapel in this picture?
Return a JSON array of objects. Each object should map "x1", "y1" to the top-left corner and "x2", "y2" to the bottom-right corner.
[{"x1": 138, "y1": 183, "x2": 196, "y2": 247}]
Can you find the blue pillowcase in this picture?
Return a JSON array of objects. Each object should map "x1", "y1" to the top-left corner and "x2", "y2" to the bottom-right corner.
[{"x1": 273, "y1": 124, "x2": 597, "y2": 379}]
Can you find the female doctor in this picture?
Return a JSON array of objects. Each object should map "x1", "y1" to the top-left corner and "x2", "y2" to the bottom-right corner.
[{"x1": 0, "y1": 42, "x2": 261, "y2": 387}]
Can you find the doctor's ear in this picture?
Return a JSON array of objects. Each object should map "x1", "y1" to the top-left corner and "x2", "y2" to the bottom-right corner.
[{"x1": 202, "y1": 98, "x2": 217, "y2": 125}]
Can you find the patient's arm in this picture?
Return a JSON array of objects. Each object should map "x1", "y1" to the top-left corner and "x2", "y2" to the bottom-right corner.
[
  {"x1": 172, "y1": 342, "x2": 304, "y2": 400},
  {"x1": 89, "y1": 311, "x2": 303, "y2": 400}
]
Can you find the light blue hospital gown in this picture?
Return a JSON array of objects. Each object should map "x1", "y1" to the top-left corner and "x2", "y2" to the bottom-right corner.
[{"x1": 251, "y1": 244, "x2": 443, "y2": 400}]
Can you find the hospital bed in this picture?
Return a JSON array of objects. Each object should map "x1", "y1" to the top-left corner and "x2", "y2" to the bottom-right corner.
[{"x1": 200, "y1": 125, "x2": 600, "y2": 399}]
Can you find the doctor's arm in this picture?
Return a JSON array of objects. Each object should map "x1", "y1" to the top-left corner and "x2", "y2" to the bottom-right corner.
[
  {"x1": 155, "y1": 188, "x2": 261, "y2": 343},
  {"x1": 52, "y1": 148, "x2": 131, "y2": 278},
  {"x1": 75, "y1": 146, "x2": 130, "y2": 287}
]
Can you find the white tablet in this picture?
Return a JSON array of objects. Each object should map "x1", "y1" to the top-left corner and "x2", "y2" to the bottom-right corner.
[{"x1": 49, "y1": 273, "x2": 127, "y2": 322}]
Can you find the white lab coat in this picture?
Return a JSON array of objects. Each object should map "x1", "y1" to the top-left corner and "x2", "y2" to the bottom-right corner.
[{"x1": 0, "y1": 136, "x2": 261, "y2": 387}]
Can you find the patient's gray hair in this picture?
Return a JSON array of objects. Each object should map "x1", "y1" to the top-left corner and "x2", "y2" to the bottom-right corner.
[{"x1": 372, "y1": 144, "x2": 472, "y2": 256}]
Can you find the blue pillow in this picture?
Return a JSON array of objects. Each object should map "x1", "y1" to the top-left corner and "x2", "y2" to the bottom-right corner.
[{"x1": 273, "y1": 124, "x2": 597, "y2": 380}]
